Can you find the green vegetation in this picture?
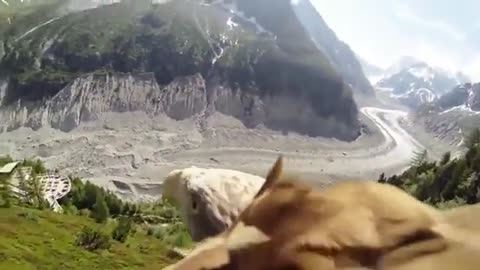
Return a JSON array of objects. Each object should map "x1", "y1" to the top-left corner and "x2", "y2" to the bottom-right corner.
[
  {"x1": 1, "y1": 0, "x2": 215, "y2": 102},
  {"x1": 0, "y1": 206, "x2": 176, "y2": 269},
  {"x1": 0, "y1": 155, "x2": 191, "y2": 269},
  {"x1": 112, "y1": 217, "x2": 134, "y2": 243},
  {"x1": 0, "y1": 178, "x2": 12, "y2": 208},
  {"x1": 75, "y1": 226, "x2": 112, "y2": 251},
  {"x1": 381, "y1": 128, "x2": 480, "y2": 209},
  {"x1": 91, "y1": 192, "x2": 109, "y2": 223}
]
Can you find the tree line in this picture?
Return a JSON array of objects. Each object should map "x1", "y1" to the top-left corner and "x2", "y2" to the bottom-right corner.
[
  {"x1": 58, "y1": 177, "x2": 142, "y2": 223},
  {"x1": 380, "y1": 128, "x2": 480, "y2": 208}
]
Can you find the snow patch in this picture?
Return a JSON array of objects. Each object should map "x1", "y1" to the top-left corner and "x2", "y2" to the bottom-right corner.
[
  {"x1": 415, "y1": 88, "x2": 436, "y2": 103},
  {"x1": 16, "y1": 17, "x2": 60, "y2": 41},
  {"x1": 467, "y1": 88, "x2": 476, "y2": 105},
  {"x1": 226, "y1": 17, "x2": 238, "y2": 29},
  {"x1": 375, "y1": 86, "x2": 394, "y2": 92},
  {"x1": 390, "y1": 87, "x2": 436, "y2": 103},
  {"x1": 440, "y1": 105, "x2": 480, "y2": 115},
  {"x1": 223, "y1": 1, "x2": 272, "y2": 35}
]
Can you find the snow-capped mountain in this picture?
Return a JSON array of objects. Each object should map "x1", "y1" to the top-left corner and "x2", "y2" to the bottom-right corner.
[{"x1": 375, "y1": 61, "x2": 469, "y2": 109}]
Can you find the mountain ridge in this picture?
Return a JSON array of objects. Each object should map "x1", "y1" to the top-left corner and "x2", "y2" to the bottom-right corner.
[{"x1": 292, "y1": 0, "x2": 374, "y2": 95}]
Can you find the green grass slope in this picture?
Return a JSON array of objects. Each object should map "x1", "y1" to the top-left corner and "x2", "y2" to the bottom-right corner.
[{"x1": 0, "y1": 206, "x2": 176, "y2": 270}]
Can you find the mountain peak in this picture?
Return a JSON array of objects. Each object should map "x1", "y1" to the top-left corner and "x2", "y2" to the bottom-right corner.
[{"x1": 376, "y1": 60, "x2": 463, "y2": 109}]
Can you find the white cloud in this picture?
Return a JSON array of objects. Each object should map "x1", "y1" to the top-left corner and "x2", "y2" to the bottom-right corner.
[
  {"x1": 406, "y1": 40, "x2": 461, "y2": 70},
  {"x1": 311, "y1": 0, "x2": 477, "y2": 79},
  {"x1": 394, "y1": 3, "x2": 466, "y2": 42}
]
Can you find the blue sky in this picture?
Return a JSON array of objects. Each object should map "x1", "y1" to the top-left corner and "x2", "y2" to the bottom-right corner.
[{"x1": 311, "y1": 0, "x2": 480, "y2": 79}]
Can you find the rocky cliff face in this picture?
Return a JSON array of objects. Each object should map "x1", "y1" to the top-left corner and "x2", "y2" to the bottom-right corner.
[
  {"x1": 0, "y1": 0, "x2": 361, "y2": 140},
  {"x1": 0, "y1": 73, "x2": 202, "y2": 132},
  {"x1": 0, "y1": 71, "x2": 359, "y2": 140}
]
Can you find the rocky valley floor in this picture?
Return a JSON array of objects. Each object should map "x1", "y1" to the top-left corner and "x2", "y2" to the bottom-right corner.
[{"x1": 0, "y1": 107, "x2": 447, "y2": 202}]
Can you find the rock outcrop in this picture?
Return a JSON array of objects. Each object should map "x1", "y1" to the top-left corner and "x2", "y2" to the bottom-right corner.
[{"x1": 162, "y1": 166, "x2": 265, "y2": 241}]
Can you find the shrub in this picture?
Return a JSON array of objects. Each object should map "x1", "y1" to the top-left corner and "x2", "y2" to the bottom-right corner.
[
  {"x1": 111, "y1": 217, "x2": 134, "y2": 243},
  {"x1": 0, "y1": 178, "x2": 12, "y2": 208},
  {"x1": 78, "y1": 208, "x2": 91, "y2": 217},
  {"x1": 153, "y1": 222, "x2": 192, "y2": 248},
  {"x1": 17, "y1": 211, "x2": 38, "y2": 221},
  {"x1": 63, "y1": 204, "x2": 78, "y2": 215},
  {"x1": 75, "y1": 226, "x2": 111, "y2": 251},
  {"x1": 146, "y1": 226, "x2": 155, "y2": 236},
  {"x1": 91, "y1": 194, "x2": 109, "y2": 223}
]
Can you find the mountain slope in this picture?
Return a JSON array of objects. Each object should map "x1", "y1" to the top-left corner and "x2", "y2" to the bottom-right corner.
[
  {"x1": 292, "y1": 0, "x2": 374, "y2": 95},
  {"x1": 435, "y1": 83, "x2": 480, "y2": 112},
  {"x1": 0, "y1": 0, "x2": 361, "y2": 141}
]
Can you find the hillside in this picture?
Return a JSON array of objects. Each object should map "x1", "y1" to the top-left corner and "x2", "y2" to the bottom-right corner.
[
  {"x1": 0, "y1": 206, "x2": 176, "y2": 269},
  {"x1": 0, "y1": 155, "x2": 191, "y2": 269},
  {"x1": 0, "y1": 0, "x2": 360, "y2": 140}
]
